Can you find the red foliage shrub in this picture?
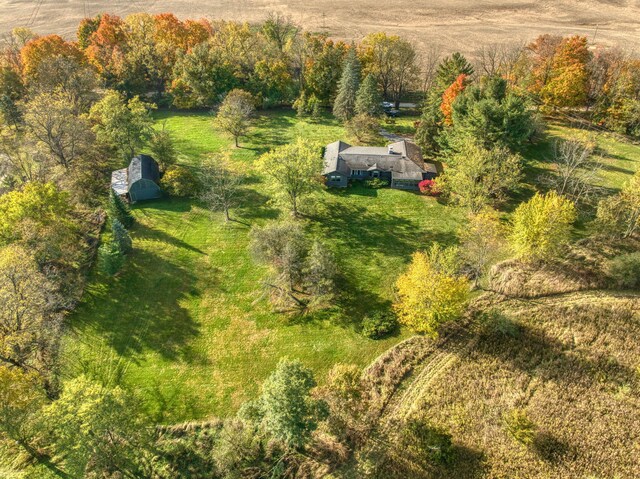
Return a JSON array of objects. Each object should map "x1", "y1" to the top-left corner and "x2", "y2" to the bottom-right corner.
[{"x1": 419, "y1": 179, "x2": 438, "y2": 195}]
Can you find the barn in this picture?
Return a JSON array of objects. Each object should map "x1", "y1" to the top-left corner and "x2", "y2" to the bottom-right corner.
[{"x1": 111, "y1": 155, "x2": 162, "y2": 203}]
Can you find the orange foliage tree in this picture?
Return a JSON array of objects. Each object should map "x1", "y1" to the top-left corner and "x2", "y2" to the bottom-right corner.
[
  {"x1": 84, "y1": 14, "x2": 127, "y2": 79},
  {"x1": 440, "y1": 73, "x2": 467, "y2": 125},
  {"x1": 20, "y1": 35, "x2": 85, "y2": 82}
]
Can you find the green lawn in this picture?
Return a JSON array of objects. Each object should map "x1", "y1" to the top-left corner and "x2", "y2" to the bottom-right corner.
[
  {"x1": 62, "y1": 109, "x2": 465, "y2": 422},
  {"x1": 62, "y1": 109, "x2": 640, "y2": 423}
]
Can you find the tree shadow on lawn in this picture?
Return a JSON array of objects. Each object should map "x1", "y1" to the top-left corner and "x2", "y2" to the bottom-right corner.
[
  {"x1": 309, "y1": 197, "x2": 457, "y2": 261},
  {"x1": 71, "y1": 242, "x2": 207, "y2": 366}
]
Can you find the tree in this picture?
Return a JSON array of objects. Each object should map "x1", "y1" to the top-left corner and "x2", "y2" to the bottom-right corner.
[
  {"x1": 108, "y1": 189, "x2": 134, "y2": 228},
  {"x1": 24, "y1": 89, "x2": 93, "y2": 170},
  {"x1": 170, "y1": 42, "x2": 236, "y2": 109},
  {"x1": 261, "y1": 12, "x2": 299, "y2": 54},
  {"x1": 0, "y1": 366, "x2": 69, "y2": 478},
  {"x1": 440, "y1": 74, "x2": 467, "y2": 125},
  {"x1": 98, "y1": 241, "x2": 124, "y2": 275},
  {"x1": 510, "y1": 191, "x2": 576, "y2": 262},
  {"x1": 544, "y1": 139, "x2": 600, "y2": 206},
  {"x1": 20, "y1": 35, "x2": 85, "y2": 86},
  {"x1": 358, "y1": 33, "x2": 419, "y2": 107},
  {"x1": 442, "y1": 75, "x2": 536, "y2": 152},
  {"x1": 42, "y1": 376, "x2": 154, "y2": 478},
  {"x1": 251, "y1": 358, "x2": 328, "y2": 449},
  {"x1": 214, "y1": 89, "x2": 255, "y2": 147},
  {"x1": 459, "y1": 209, "x2": 507, "y2": 287},
  {"x1": 304, "y1": 240, "x2": 337, "y2": 302},
  {"x1": 442, "y1": 139, "x2": 523, "y2": 212},
  {"x1": 596, "y1": 171, "x2": 640, "y2": 239},
  {"x1": 111, "y1": 218, "x2": 132, "y2": 254},
  {"x1": 89, "y1": 90, "x2": 155, "y2": 161},
  {"x1": 256, "y1": 138, "x2": 322, "y2": 217},
  {"x1": 0, "y1": 182, "x2": 79, "y2": 267},
  {"x1": 250, "y1": 221, "x2": 308, "y2": 302},
  {"x1": 435, "y1": 52, "x2": 474, "y2": 89},
  {"x1": 199, "y1": 155, "x2": 242, "y2": 222},
  {"x1": 355, "y1": 74, "x2": 383, "y2": 116},
  {"x1": 346, "y1": 113, "x2": 380, "y2": 144},
  {"x1": 394, "y1": 249, "x2": 468, "y2": 336},
  {"x1": 149, "y1": 122, "x2": 177, "y2": 171},
  {"x1": 0, "y1": 245, "x2": 60, "y2": 384},
  {"x1": 333, "y1": 48, "x2": 360, "y2": 122},
  {"x1": 540, "y1": 36, "x2": 591, "y2": 109}
]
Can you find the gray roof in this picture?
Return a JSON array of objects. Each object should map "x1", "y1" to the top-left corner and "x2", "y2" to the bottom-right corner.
[
  {"x1": 323, "y1": 139, "x2": 435, "y2": 181},
  {"x1": 128, "y1": 154, "x2": 160, "y2": 188},
  {"x1": 111, "y1": 168, "x2": 128, "y2": 195},
  {"x1": 111, "y1": 155, "x2": 161, "y2": 195}
]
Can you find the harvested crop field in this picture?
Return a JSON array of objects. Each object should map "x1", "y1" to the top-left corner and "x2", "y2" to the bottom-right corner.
[{"x1": 2, "y1": 0, "x2": 640, "y2": 55}]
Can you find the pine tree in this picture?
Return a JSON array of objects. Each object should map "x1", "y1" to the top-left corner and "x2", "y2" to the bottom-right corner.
[
  {"x1": 333, "y1": 49, "x2": 361, "y2": 122},
  {"x1": 98, "y1": 241, "x2": 124, "y2": 275},
  {"x1": 111, "y1": 219, "x2": 132, "y2": 254},
  {"x1": 109, "y1": 189, "x2": 134, "y2": 228},
  {"x1": 355, "y1": 74, "x2": 383, "y2": 116}
]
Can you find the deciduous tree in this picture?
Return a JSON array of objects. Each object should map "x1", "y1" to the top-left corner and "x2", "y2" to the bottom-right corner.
[
  {"x1": 256, "y1": 138, "x2": 322, "y2": 216},
  {"x1": 395, "y1": 249, "x2": 468, "y2": 336},
  {"x1": 510, "y1": 191, "x2": 576, "y2": 261},
  {"x1": 199, "y1": 154, "x2": 243, "y2": 222},
  {"x1": 214, "y1": 89, "x2": 255, "y2": 147}
]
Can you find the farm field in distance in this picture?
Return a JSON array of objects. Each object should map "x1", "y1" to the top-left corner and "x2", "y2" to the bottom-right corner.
[
  {"x1": 62, "y1": 109, "x2": 640, "y2": 422},
  {"x1": 2, "y1": 0, "x2": 640, "y2": 56}
]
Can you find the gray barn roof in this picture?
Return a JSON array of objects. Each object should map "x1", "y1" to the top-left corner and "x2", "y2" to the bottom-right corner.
[
  {"x1": 323, "y1": 140, "x2": 436, "y2": 180},
  {"x1": 128, "y1": 154, "x2": 160, "y2": 188}
]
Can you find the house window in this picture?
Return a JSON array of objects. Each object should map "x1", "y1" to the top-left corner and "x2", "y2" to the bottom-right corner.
[
  {"x1": 352, "y1": 169, "x2": 364, "y2": 176},
  {"x1": 329, "y1": 175, "x2": 342, "y2": 181},
  {"x1": 372, "y1": 171, "x2": 380, "y2": 178}
]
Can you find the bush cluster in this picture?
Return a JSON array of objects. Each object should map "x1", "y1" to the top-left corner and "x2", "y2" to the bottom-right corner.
[{"x1": 361, "y1": 311, "x2": 398, "y2": 339}]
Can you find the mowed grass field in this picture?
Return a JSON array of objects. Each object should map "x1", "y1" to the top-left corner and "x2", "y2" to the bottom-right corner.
[
  {"x1": 62, "y1": 110, "x2": 465, "y2": 422},
  {"x1": 61, "y1": 109, "x2": 640, "y2": 423}
]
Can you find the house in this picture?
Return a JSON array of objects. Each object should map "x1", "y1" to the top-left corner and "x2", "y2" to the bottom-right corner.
[
  {"x1": 323, "y1": 140, "x2": 438, "y2": 190},
  {"x1": 111, "y1": 154, "x2": 162, "y2": 202}
]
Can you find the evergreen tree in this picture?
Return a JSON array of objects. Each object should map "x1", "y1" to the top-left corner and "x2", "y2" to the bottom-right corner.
[
  {"x1": 111, "y1": 219, "x2": 132, "y2": 254},
  {"x1": 108, "y1": 189, "x2": 134, "y2": 228},
  {"x1": 98, "y1": 241, "x2": 124, "y2": 275},
  {"x1": 355, "y1": 74, "x2": 383, "y2": 116},
  {"x1": 435, "y1": 52, "x2": 474, "y2": 89},
  {"x1": 333, "y1": 49, "x2": 361, "y2": 122}
]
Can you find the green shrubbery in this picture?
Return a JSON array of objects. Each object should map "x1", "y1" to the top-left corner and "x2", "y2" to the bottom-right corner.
[
  {"x1": 364, "y1": 177, "x2": 390, "y2": 189},
  {"x1": 361, "y1": 311, "x2": 398, "y2": 339},
  {"x1": 160, "y1": 165, "x2": 200, "y2": 198}
]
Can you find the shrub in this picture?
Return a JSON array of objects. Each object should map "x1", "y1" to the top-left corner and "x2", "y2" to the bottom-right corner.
[
  {"x1": 504, "y1": 409, "x2": 536, "y2": 445},
  {"x1": 98, "y1": 241, "x2": 124, "y2": 275},
  {"x1": 418, "y1": 179, "x2": 439, "y2": 195},
  {"x1": 161, "y1": 165, "x2": 200, "y2": 198},
  {"x1": 361, "y1": 311, "x2": 398, "y2": 339},
  {"x1": 108, "y1": 189, "x2": 134, "y2": 228},
  {"x1": 364, "y1": 177, "x2": 389, "y2": 189},
  {"x1": 607, "y1": 252, "x2": 640, "y2": 289},
  {"x1": 111, "y1": 219, "x2": 132, "y2": 254}
]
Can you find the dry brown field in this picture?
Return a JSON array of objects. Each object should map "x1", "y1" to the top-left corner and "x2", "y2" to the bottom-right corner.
[{"x1": 1, "y1": 0, "x2": 639, "y2": 55}]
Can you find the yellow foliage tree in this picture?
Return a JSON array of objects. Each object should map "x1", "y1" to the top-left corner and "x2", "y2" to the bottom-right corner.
[
  {"x1": 510, "y1": 191, "x2": 576, "y2": 261},
  {"x1": 394, "y1": 251, "x2": 469, "y2": 336}
]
